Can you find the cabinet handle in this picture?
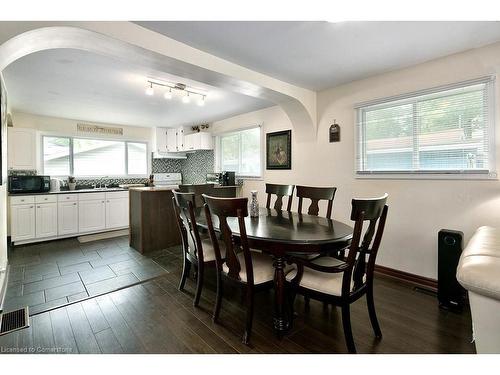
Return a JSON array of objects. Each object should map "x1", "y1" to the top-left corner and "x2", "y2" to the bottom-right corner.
[
  {"x1": 37, "y1": 206, "x2": 40, "y2": 208},
  {"x1": 102, "y1": 201, "x2": 105, "y2": 203},
  {"x1": 30, "y1": 206, "x2": 33, "y2": 208},
  {"x1": 20, "y1": 199, "x2": 25, "y2": 202},
  {"x1": 73, "y1": 203, "x2": 77, "y2": 206},
  {"x1": 44, "y1": 198, "x2": 48, "y2": 201}
]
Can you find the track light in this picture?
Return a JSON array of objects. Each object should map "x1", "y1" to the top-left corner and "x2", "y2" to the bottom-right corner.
[
  {"x1": 145, "y1": 82, "x2": 154, "y2": 96},
  {"x1": 182, "y1": 92, "x2": 190, "y2": 104},
  {"x1": 197, "y1": 96, "x2": 205, "y2": 106},
  {"x1": 164, "y1": 88, "x2": 172, "y2": 100}
]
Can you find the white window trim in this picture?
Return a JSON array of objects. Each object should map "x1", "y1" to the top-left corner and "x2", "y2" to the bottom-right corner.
[
  {"x1": 40, "y1": 132, "x2": 150, "y2": 178},
  {"x1": 354, "y1": 76, "x2": 497, "y2": 180},
  {"x1": 214, "y1": 124, "x2": 264, "y2": 180}
]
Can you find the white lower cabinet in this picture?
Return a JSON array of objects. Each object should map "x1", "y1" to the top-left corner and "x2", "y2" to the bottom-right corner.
[
  {"x1": 58, "y1": 201, "x2": 79, "y2": 236},
  {"x1": 35, "y1": 203, "x2": 58, "y2": 238},
  {"x1": 78, "y1": 198, "x2": 106, "y2": 233},
  {"x1": 11, "y1": 204, "x2": 36, "y2": 242},
  {"x1": 106, "y1": 197, "x2": 129, "y2": 229}
]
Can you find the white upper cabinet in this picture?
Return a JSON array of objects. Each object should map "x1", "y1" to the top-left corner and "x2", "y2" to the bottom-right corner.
[
  {"x1": 8, "y1": 127, "x2": 36, "y2": 170},
  {"x1": 184, "y1": 132, "x2": 213, "y2": 151},
  {"x1": 166, "y1": 128, "x2": 178, "y2": 152},
  {"x1": 154, "y1": 127, "x2": 168, "y2": 153}
]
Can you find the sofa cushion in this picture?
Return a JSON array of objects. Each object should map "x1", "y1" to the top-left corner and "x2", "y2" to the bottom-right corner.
[{"x1": 457, "y1": 226, "x2": 500, "y2": 300}]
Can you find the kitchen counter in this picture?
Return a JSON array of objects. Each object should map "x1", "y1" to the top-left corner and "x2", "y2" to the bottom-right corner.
[
  {"x1": 8, "y1": 188, "x2": 128, "y2": 196},
  {"x1": 129, "y1": 186, "x2": 178, "y2": 192}
]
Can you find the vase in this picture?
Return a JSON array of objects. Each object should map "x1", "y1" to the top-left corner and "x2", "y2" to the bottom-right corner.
[
  {"x1": 250, "y1": 190, "x2": 259, "y2": 218},
  {"x1": 68, "y1": 182, "x2": 76, "y2": 191}
]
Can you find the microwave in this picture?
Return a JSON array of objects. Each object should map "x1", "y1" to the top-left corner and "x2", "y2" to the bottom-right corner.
[{"x1": 8, "y1": 175, "x2": 51, "y2": 194}]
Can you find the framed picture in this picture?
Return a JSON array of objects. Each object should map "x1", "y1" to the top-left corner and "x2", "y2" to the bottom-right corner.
[
  {"x1": 0, "y1": 76, "x2": 7, "y2": 185},
  {"x1": 266, "y1": 130, "x2": 291, "y2": 170}
]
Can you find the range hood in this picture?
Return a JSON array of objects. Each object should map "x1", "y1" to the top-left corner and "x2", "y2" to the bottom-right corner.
[{"x1": 152, "y1": 151, "x2": 187, "y2": 159}]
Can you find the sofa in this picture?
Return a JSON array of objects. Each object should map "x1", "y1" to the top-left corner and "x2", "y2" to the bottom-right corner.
[{"x1": 457, "y1": 226, "x2": 500, "y2": 353}]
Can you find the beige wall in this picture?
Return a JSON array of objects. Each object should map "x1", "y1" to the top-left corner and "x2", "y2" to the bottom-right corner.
[{"x1": 213, "y1": 41, "x2": 500, "y2": 279}]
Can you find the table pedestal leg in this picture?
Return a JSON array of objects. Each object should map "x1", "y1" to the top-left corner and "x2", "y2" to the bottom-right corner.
[{"x1": 273, "y1": 256, "x2": 290, "y2": 337}]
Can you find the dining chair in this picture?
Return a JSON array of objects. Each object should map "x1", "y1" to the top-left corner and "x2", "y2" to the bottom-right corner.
[
  {"x1": 286, "y1": 193, "x2": 389, "y2": 353},
  {"x1": 178, "y1": 183, "x2": 215, "y2": 208},
  {"x1": 202, "y1": 194, "x2": 275, "y2": 344},
  {"x1": 172, "y1": 191, "x2": 225, "y2": 307},
  {"x1": 296, "y1": 185, "x2": 337, "y2": 219},
  {"x1": 265, "y1": 183, "x2": 295, "y2": 211}
]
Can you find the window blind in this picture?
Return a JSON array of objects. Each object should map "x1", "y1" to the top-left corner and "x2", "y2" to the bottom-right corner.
[{"x1": 356, "y1": 77, "x2": 495, "y2": 175}]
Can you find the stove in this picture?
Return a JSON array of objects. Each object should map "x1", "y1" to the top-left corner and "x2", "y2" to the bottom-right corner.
[{"x1": 153, "y1": 173, "x2": 182, "y2": 189}]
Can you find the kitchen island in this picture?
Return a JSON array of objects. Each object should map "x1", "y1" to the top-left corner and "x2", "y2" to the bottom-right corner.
[{"x1": 129, "y1": 187, "x2": 181, "y2": 254}]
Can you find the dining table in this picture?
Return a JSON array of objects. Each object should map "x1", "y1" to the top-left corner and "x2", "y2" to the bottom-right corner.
[{"x1": 196, "y1": 206, "x2": 353, "y2": 337}]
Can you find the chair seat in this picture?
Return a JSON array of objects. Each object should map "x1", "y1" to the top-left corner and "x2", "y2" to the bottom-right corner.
[
  {"x1": 223, "y1": 252, "x2": 275, "y2": 284},
  {"x1": 188, "y1": 237, "x2": 225, "y2": 262},
  {"x1": 286, "y1": 256, "x2": 353, "y2": 296}
]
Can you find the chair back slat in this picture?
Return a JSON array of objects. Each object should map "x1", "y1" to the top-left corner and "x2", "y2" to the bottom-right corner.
[
  {"x1": 296, "y1": 185, "x2": 337, "y2": 219},
  {"x1": 343, "y1": 194, "x2": 389, "y2": 296},
  {"x1": 172, "y1": 191, "x2": 204, "y2": 262},
  {"x1": 203, "y1": 195, "x2": 254, "y2": 284},
  {"x1": 265, "y1": 183, "x2": 295, "y2": 211}
]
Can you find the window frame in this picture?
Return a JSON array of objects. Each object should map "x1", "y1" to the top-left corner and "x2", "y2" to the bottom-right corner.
[
  {"x1": 214, "y1": 125, "x2": 264, "y2": 179},
  {"x1": 41, "y1": 134, "x2": 149, "y2": 178},
  {"x1": 354, "y1": 76, "x2": 497, "y2": 180}
]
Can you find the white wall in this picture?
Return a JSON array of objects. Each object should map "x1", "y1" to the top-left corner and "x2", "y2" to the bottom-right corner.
[
  {"x1": 0, "y1": 74, "x2": 9, "y2": 301},
  {"x1": 213, "y1": 41, "x2": 500, "y2": 280}
]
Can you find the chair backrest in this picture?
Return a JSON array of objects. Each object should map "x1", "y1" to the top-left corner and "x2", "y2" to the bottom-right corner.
[
  {"x1": 172, "y1": 191, "x2": 204, "y2": 262},
  {"x1": 202, "y1": 195, "x2": 255, "y2": 285},
  {"x1": 178, "y1": 184, "x2": 215, "y2": 207},
  {"x1": 342, "y1": 193, "x2": 389, "y2": 297},
  {"x1": 296, "y1": 185, "x2": 337, "y2": 219},
  {"x1": 265, "y1": 183, "x2": 295, "y2": 211}
]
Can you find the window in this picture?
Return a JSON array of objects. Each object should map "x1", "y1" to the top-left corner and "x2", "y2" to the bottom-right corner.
[
  {"x1": 42, "y1": 136, "x2": 148, "y2": 177},
  {"x1": 217, "y1": 126, "x2": 262, "y2": 177},
  {"x1": 356, "y1": 77, "x2": 495, "y2": 177}
]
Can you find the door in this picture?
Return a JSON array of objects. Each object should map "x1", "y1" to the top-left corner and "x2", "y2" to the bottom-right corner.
[
  {"x1": 166, "y1": 128, "x2": 178, "y2": 152},
  {"x1": 58, "y1": 201, "x2": 79, "y2": 235},
  {"x1": 78, "y1": 199, "x2": 106, "y2": 233},
  {"x1": 11, "y1": 204, "x2": 35, "y2": 241},
  {"x1": 7, "y1": 128, "x2": 36, "y2": 170},
  {"x1": 106, "y1": 197, "x2": 129, "y2": 229},
  {"x1": 35, "y1": 203, "x2": 58, "y2": 238}
]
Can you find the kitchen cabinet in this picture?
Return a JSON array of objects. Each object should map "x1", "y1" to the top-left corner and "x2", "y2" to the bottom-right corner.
[
  {"x1": 105, "y1": 191, "x2": 129, "y2": 229},
  {"x1": 7, "y1": 127, "x2": 36, "y2": 170},
  {"x1": 58, "y1": 200, "x2": 79, "y2": 236},
  {"x1": 78, "y1": 194, "x2": 106, "y2": 233},
  {"x1": 154, "y1": 127, "x2": 168, "y2": 153},
  {"x1": 11, "y1": 204, "x2": 36, "y2": 242},
  {"x1": 35, "y1": 203, "x2": 58, "y2": 238},
  {"x1": 166, "y1": 128, "x2": 178, "y2": 152},
  {"x1": 184, "y1": 132, "x2": 213, "y2": 151}
]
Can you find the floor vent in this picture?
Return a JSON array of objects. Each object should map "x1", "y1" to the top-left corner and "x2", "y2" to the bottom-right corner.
[{"x1": 0, "y1": 307, "x2": 30, "y2": 336}]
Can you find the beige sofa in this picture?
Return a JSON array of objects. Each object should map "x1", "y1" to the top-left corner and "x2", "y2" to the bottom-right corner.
[{"x1": 457, "y1": 226, "x2": 500, "y2": 353}]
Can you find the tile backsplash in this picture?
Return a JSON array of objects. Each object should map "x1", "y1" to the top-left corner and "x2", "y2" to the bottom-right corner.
[{"x1": 152, "y1": 150, "x2": 215, "y2": 184}]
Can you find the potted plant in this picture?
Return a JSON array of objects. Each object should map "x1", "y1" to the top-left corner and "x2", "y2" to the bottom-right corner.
[{"x1": 68, "y1": 176, "x2": 76, "y2": 191}]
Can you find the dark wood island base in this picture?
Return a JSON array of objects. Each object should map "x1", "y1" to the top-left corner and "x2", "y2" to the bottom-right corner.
[{"x1": 129, "y1": 187, "x2": 181, "y2": 253}]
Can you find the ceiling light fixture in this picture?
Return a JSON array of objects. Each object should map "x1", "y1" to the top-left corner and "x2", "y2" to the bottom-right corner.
[
  {"x1": 145, "y1": 82, "x2": 154, "y2": 96},
  {"x1": 145, "y1": 79, "x2": 207, "y2": 104},
  {"x1": 164, "y1": 88, "x2": 172, "y2": 100}
]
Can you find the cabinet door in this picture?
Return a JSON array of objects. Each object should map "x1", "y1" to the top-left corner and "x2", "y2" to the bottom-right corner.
[
  {"x1": 11, "y1": 204, "x2": 36, "y2": 241},
  {"x1": 7, "y1": 128, "x2": 36, "y2": 170},
  {"x1": 166, "y1": 128, "x2": 178, "y2": 152},
  {"x1": 176, "y1": 127, "x2": 185, "y2": 151},
  {"x1": 155, "y1": 128, "x2": 168, "y2": 153},
  {"x1": 35, "y1": 203, "x2": 58, "y2": 238},
  {"x1": 184, "y1": 133, "x2": 195, "y2": 151},
  {"x1": 105, "y1": 198, "x2": 129, "y2": 229},
  {"x1": 58, "y1": 201, "x2": 79, "y2": 236},
  {"x1": 78, "y1": 199, "x2": 106, "y2": 233},
  {"x1": 200, "y1": 133, "x2": 214, "y2": 150}
]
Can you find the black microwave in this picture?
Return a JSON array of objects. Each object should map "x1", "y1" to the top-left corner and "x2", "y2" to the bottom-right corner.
[{"x1": 8, "y1": 175, "x2": 51, "y2": 194}]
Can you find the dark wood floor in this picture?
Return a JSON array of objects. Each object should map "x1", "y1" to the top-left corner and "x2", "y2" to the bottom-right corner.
[{"x1": 0, "y1": 246, "x2": 475, "y2": 354}]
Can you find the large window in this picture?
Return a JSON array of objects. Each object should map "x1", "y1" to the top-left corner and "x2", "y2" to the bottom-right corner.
[
  {"x1": 356, "y1": 77, "x2": 494, "y2": 177},
  {"x1": 217, "y1": 126, "x2": 262, "y2": 177},
  {"x1": 43, "y1": 136, "x2": 148, "y2": 177}
]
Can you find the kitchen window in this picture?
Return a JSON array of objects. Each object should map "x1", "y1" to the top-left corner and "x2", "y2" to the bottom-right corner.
[
  {"x1": 356, "y1": 77, "x2": 495, "y2": 178},
  {"x1": 42, "y1": 136, "x2": 148, "y2": 177},
  {"x1": 216, "y1": 126, "x2": 262, "y2": 178}
]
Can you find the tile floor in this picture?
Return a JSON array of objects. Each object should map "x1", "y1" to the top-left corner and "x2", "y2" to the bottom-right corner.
[{"x1": 4, "y1": 236, "x2": 169, "y2": 315}]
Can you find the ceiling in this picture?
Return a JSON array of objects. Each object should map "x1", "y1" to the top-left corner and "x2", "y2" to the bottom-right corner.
[
  {"x1": 135, "y1": 21, "x2": 500, "y2": 90},
  {"x1": 3, "y1": 48, "x2": 272, "y2": 128}
]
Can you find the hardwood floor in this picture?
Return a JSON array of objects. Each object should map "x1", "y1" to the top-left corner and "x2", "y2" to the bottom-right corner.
[{"x1": 0, "y1": 247, "x2": 475, "y2": 354}]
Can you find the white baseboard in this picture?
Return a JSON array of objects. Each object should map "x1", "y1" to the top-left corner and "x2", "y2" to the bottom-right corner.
[{"x1": 77, "y1": 229, "x2": 129, "y2": 243}]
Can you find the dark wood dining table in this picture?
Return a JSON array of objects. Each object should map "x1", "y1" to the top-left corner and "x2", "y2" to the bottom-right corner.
[{"x1": 196, "y1": 207, "x2": 353, "y2": 337}]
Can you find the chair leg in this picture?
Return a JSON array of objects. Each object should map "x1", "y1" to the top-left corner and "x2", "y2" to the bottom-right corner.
[
  {"x1": 366, "y1": 285, "x2": 382, "y2": 338},
  {"x1": 212, "y1": 270, "x2": 223, "y2": 323},
  {"x1": 178, "y1": 257, "x2": 191, "y2": 291},
  {"x1": 243, "y1": 286, "x2": 254, "y2": 345},
  {"x1": 193, "y1": 261, "x2": 204, "y2": 307},
  {"x1": 341, "y1": 305, "x2": 356, "y2": 354}
]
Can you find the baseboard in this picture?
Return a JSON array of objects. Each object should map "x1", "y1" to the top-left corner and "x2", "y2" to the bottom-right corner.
[
  {"x1": 374, "y1": 264, "x2": 437, "y2": 292},
  {"x1": 0, "y1": 265, "x2": 9, "y2": 313}
]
